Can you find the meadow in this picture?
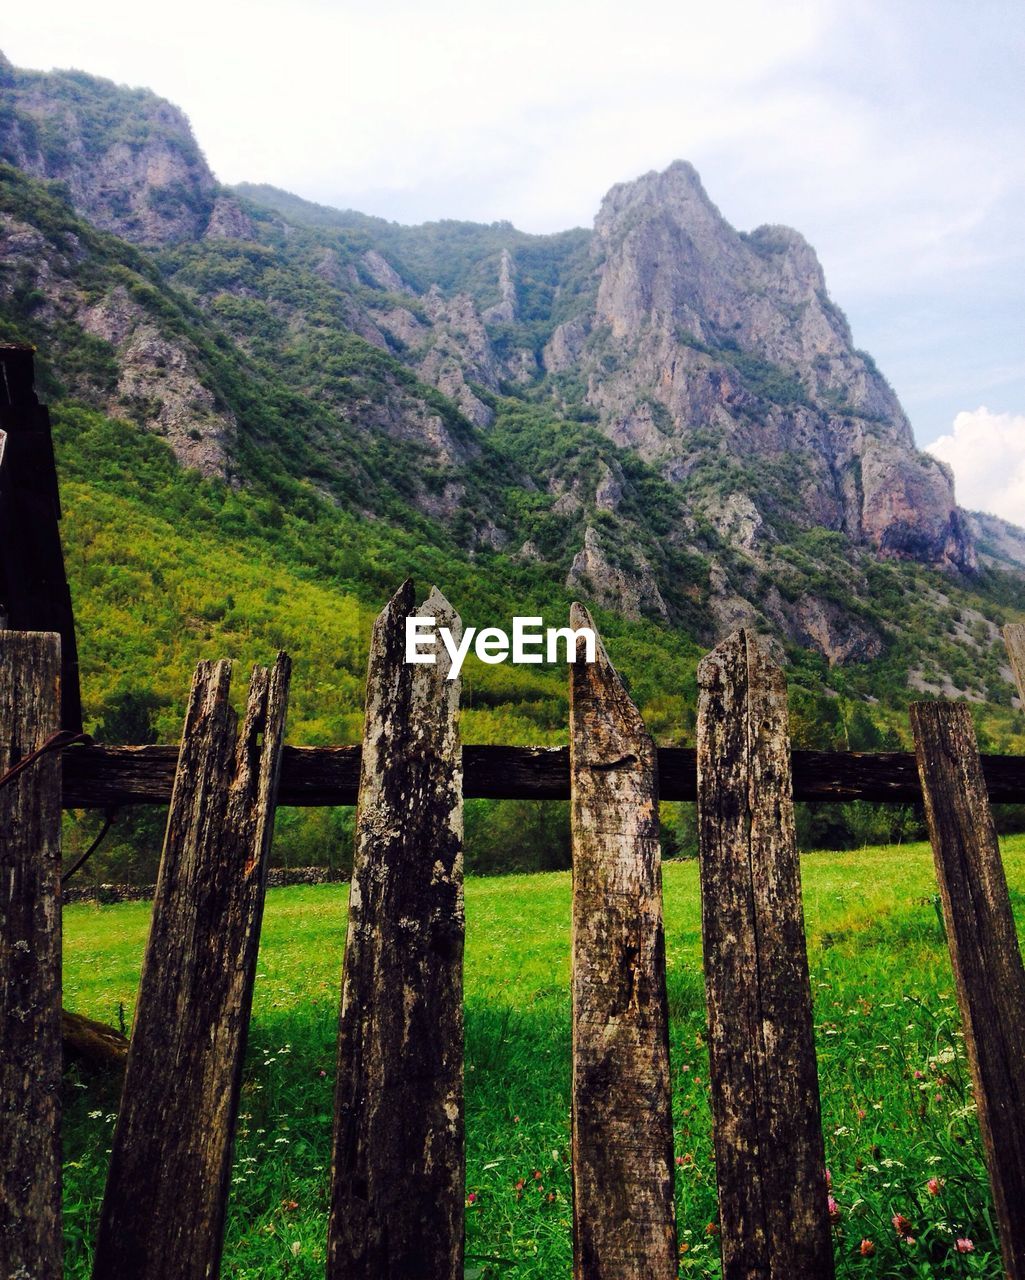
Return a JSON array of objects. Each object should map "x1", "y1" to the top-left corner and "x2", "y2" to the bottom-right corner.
[{"x1": 61, "y1": 835, "x2": 1025, "y2": 1278}]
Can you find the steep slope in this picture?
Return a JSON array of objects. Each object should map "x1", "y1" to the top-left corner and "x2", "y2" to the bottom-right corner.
[
  {"x1": 543, "y1": 162, "x2": 973, "y2": 572},
  {"x1": 1, "y1": 53, "x2": 1022, "y2": 769},
  {"x1": 0, "y1": 51, "x2": 230, "y2": 244}
]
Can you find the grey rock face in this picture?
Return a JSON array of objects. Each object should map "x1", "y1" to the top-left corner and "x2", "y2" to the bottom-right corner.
[
  {"x1": 0, "y1": 212, "x2": 235, "y2": 474},
  {"x1": 1, "y1": 68, "x2": 216, "y2": 244},
  {"x1": 361, "y1": 249, "x2": 416, "y2": 295},
  {"x1": 80, "y1": 287, "x2": 236, "y2": 474},
  {"x1": 204, "y1": 195, "x2": 254, "y2": 241},
  {"x1": 482, "y1": 248, "x2": 518, "y2": 324},
  {"x1": 378, "y1": 286, "x2": 500, "y2": 427},
  {"x1": 965, "y1": 510, "x2": 1025, "y2": 573},
  {"x1": 566, "y1": 525, "x2": 669, "y2": 621},
  {"x1": 571, "y1": 160, "x2": 972, "y2": 570}
]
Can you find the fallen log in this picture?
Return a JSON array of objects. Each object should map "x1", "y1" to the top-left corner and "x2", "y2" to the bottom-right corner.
[{"x1": 62, "y1": 1010, "x2": 129, "y2": 1076}]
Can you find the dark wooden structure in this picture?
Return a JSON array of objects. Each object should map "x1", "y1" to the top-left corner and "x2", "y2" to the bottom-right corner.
[
  {"x1": 0, "y1": 345, "x2": 81, "y2": 731},
  {"x1": 55, "y1": 741, "x2": 1025, "y2": 808},
  {"x1": 2, "y1": 602, "x2": 1023, "y2": 1280}
]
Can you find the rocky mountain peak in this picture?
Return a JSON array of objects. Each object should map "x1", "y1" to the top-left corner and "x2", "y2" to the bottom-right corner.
[
  {"x1": 0, "y1": 62, "x2": 218, "y2": 244},
  {"x1": 595, "y1": 159, "x2": 718, "y2": 234},
  {"x1": 551, "y1": 159, "x2": 972, "y2": 573}
]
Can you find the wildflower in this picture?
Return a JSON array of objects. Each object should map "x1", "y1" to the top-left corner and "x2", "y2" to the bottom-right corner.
[
  {"x1": 675, "y1": 1156, "x2": 685, "y2": 1166},
  {"x1": 913, "y1": 1070, "x2": 924, "y2": 1079},
  {"x1": 926, "y1": 1177, "x2": 944, "y2": 1196},
  {"x1": 679, "y1": 1242, "x2": 690, "y2": 1255},
  {"x1": 318, "y1": 1069, "x2": 326, "y2": 1078},
  {"x1": 859, "y1": 1239, "x2": 875, "y2": 1256},
  {"x1": 955, "y1": 1238, "x2": 975, "y2": 1254},
  {"x1": 857, "y1": 1108, "x2": 867, "y2": 1120},
  {"x1": 705, "y1": 1222, "x2": 720, "y2": 1236},
  {"x1": 290, "y1": 1241, "x2": 301, "y2": 1257},
  {"x1": 533, "y1": 1170, "x2": 542, "y2": 1181},
  {"x1": 825, "y1": 1168, "x2": 832, "y2": 1189},
  {"x1": 282, "y1": 1199, "x2": 299, "y2": 1212},
  {"x1": 828, "y1": 1196, "x2": 841, "y2": 1224},
  {"x1": 466, "y1": 1192, "x2": 478, "y2": 1206},
  {"x1": 892, "y1": 1213, "x2": 914, "y2": 1240},
  {"x1": 513, "y1": 1115, "x2": 520, "y2": 1123}
]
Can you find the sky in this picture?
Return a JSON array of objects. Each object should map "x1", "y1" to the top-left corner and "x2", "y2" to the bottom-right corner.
[{"x1": 3, "y1": 0, "x2": 1023, "y2": 521}]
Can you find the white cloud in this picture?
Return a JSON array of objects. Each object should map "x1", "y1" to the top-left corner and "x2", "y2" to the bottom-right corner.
[{"x1": 926, "y1": 408, "x2": 1025, "y2": 525}]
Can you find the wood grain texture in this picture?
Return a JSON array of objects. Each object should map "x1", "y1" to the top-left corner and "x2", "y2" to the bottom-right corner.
[
  {"x1": 697, "y1": 629, "x2": 834, "y2": 1280},
  {"x1": 1005, "y1": 624, "x2": 1025, "y2": 709},
  {"x1": 59, "y1": 743, "x2": 1025, "y2": 808},
  {"x1": 911, "y1": 700, "x2": 1025, "y2": 1280},
  {"x1": 0, "y1": 630, "x2": 62, "y2": 1280},
  {"x1": 568, "y1": 603, "x2": 677, "y2": 1280},
  {"x1": 328, "y1": 581, "x2": 464, "y2": 1280},
  {"x1": 92, "y1": 653, "x2": 291, "y2": 1280}
]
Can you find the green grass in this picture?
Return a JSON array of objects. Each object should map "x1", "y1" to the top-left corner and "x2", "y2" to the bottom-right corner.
[{"x1": 62, "y1": 835, "x2": 1025, "y2": 1277}]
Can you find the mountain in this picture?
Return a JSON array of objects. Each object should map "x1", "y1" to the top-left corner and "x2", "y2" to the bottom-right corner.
[{"x1": 0, "y1": 54, "x2": 1022, "y2": 874}]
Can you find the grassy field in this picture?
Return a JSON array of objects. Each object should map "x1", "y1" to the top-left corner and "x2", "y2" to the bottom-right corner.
[{"x1": 62, "y1": 835, "x2": 1025, "y2": 1277}]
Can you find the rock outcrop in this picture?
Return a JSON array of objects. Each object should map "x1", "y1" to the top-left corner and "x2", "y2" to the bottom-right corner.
[
  {"x1": 566, "y1": 525, "x2": 669, "y2": 621},
  {"x1": 552, "y1": 160, "x2": 974, "y2": 571},
  {"x1": 80, "y1": 287, "x2": 235, "y2": 474},
  {"x1": 0, "y1": 58, "x2": 217, "y2": 244}
]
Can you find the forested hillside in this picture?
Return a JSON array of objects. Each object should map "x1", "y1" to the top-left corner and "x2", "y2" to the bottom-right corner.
[{"x1": 1, "y1": 55, "x2": 1022, "y2": 877}]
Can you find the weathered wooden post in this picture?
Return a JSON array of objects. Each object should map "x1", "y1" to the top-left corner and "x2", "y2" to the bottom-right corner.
[
  {"x1": 328, "y1": 582, "x2": 465, "y2": 1280},
  {"x1": 911, "y1": 701, "x2": 1025, "y2": 1280},
  {"x1": 0, "y1": 631, "x2": 63, "y2": 1280},
  {"x1": 0, "y1": 344, "x2": 81, "y2": 731},
  {"x1": 697, "y1": 629, "x2": 834, "y2": 1280},
  {"x1": 92, "y1": 653, "x2": 291, "y2": 1280},
  {"x1": 568, "y1": 603, "x2": 677, "y2": 1280}
]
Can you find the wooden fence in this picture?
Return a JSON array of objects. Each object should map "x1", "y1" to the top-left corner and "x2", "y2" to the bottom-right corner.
[{"x1": 1, "y1": 608, "x2": 1024, "y2": 1279}]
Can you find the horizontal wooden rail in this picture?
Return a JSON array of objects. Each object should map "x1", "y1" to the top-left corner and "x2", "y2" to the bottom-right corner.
[{"x1": 60, "y1": 744, "x2": 1025, "y2": 807}]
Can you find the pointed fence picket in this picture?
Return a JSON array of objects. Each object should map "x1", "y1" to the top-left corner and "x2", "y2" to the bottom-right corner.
[
  {"x1": 92, "y1": 654, "x2": 291, "y2": 1280},
  {"x1": 568, "y1": 603, "x2": 677, "y2": 1278},
  {"x1": 328, "y1": 582, "x2": 465, "y2": 1280},
  {"x1": 1, "y1": 593, "x2": 1025, "y2": 1279},
  {"x1": 697, "y1": 630, "x2": 834, "y2": 1280},
  {"x1": 911, "y1": 700, "x2": 1025, "y2": 1279}
]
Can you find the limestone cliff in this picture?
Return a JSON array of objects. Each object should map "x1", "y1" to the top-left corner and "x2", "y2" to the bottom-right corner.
[
  {"x1": 545, "y1": 161, "x2": 974, "y2": 572},
  {"x1": 0, "y1": 55, "x2": 219, "y2": 244}
]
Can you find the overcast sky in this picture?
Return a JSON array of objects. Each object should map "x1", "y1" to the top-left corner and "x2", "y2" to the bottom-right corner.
[{"x1": 3, "y1": 0, "x2": 1023, "y2": 519}]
